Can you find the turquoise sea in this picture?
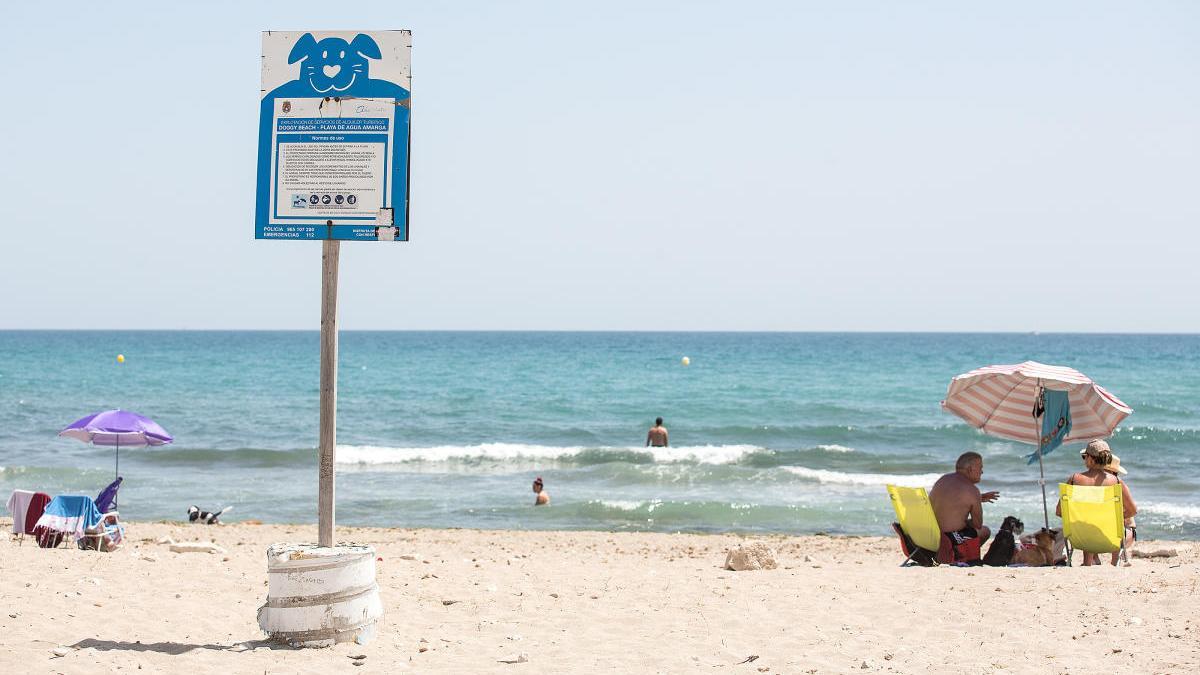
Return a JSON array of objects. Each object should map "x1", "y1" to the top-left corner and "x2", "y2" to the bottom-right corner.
[{"x1": 1, "y1": 332, "x2": 1197, "y2": 539}]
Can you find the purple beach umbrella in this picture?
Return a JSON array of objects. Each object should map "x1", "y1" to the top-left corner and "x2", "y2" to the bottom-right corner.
[{"x1": 59, "y1": 410, "x2": 173, "y2": 501}]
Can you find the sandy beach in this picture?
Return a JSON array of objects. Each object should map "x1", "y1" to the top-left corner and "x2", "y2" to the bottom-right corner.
[{"x1": 2, "y1": 519, "x2": 1198, "y2": 674}]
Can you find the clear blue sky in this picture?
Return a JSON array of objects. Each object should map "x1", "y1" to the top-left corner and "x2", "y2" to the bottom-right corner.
[{"x1": 3, "y1": 2, "x2": 1197, "y2": 331}]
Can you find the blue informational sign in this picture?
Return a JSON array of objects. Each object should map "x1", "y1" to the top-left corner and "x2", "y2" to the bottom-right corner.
[{"x1": 255, "y1": 31, "x2": 411, "y2": 241}]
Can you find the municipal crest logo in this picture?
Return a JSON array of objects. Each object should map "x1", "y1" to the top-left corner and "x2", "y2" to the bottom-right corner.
[{"x1": 282, "y1": 100, "x2": 292, "y2": 113}]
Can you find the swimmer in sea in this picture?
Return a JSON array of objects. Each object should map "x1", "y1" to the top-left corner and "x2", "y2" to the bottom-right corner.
[{"x1": 532, "y1": 476, "x2": 550, "y2": 506}]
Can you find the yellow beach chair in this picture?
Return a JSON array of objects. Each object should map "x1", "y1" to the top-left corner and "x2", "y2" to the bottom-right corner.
[
  {"x1": 887, "y1": 485, "x2": 942, "y2": 566},
  {"x1": 1058, "y1": 483, "x2": 1125, "y2": 566}
]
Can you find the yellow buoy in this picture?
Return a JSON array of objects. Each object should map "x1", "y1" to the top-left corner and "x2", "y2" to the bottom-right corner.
[
  {"x1": 117, "y1": 354, "x2": 125, "y2": 363},
  {"x1": 681, "y1": 356, "x2": 690, "y2": 366}
]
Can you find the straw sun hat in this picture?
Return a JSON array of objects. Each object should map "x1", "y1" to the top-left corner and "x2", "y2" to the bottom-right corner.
[{"x1": 1105, "y1": 454, "x2": 1128, "y2": 475}]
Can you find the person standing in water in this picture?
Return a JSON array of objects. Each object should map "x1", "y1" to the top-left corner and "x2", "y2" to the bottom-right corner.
[
  {"x1": 646, "y1": 417, "x2": 669, "y2": 447},
  {"x1": 532, "y1": 476, "x2": 550, "y2": 506}
]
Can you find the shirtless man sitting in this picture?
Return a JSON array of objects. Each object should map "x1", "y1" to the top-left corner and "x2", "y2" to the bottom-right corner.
[{"x1": 929, "y1": 451, "x2": 1000, "y2": 545}]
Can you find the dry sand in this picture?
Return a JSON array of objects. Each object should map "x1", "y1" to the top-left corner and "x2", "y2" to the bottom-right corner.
[{"x1": 2, "y1": 519, "x2": 1198, "y2": 674}]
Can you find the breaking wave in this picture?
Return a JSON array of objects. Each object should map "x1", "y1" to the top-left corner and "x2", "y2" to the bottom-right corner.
[{"x1": 782, "y1": 465, "x2": 943, "y2": 487}]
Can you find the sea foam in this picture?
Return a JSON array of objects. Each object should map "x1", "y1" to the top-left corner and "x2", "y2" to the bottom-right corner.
[
  {"x1": 643, "y1": 444, "x2": 759, "y2": 464},
  {"x1": 783, "y1": 465, "x2": 942, "y2": 487},
  {"x1": 336, "y1": 443, "x2": 584, "y2": 464},
  {"x1": 815, "y1": 444, "x2": 856, "y2": 453},
  {"x1": 590, "y1": 499, "x2": 657, "y2": 512},
  {"x1": 1141, "y1": 502, "x2": 1200, "y2": 521}
]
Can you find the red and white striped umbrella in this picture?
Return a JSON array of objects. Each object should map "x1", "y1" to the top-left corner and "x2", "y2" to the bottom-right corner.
[{"x1": 942, "y1": 361, "x2": 1132, "y2": 445}]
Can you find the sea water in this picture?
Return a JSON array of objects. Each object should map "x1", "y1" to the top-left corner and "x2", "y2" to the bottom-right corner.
[{"x1": 1, "y1": 331, "x2": 1196, "y2": 539}]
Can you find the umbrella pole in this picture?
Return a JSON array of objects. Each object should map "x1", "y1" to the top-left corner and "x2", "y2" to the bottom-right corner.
[
  {"x1": 1035, "y1": 379, "x2": 1049, "y2": 528},
  {"x1": 115, "y1": 437, "x2": 120, "y2": 509},
  {"x1": 1037, "y1": 438, "x2": 1049, "y2": 529}
]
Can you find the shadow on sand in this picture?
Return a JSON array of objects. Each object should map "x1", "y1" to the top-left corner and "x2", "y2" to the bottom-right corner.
[{"x1": 70, "y1": 638, "x2": 289, "y2": 655}]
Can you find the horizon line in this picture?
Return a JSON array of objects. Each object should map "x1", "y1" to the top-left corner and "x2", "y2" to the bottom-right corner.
[{"x1": 2, "y1": 328, "x2": 1199, "y2": 336}]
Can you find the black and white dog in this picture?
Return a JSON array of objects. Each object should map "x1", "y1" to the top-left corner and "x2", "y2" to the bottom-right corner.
[
  {"x1": 187, "y1": 505, "x2": 231, "y2": 525},
  {"x1": 982, "y1": 515, "x2": 1024, "y2": 566}
]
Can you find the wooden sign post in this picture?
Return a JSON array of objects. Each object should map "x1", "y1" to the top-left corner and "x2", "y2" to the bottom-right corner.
[{"x1": 318, "y1": 239, "x2": 340, "y2": 547}]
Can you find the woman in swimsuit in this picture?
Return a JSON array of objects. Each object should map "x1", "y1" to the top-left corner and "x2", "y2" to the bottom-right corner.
[{"x1": 1054, "y1": 439, "x2": 1137, "y2": 566}]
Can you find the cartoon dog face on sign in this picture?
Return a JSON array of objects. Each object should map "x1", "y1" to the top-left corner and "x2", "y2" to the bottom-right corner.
[{"x1": 288, "y1": 33, "x2": 382, "y2": 94}]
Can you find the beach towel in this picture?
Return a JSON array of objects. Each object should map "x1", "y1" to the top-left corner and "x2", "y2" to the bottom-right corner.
[
  {"x1": 34, "y1": 495, "x2": 103, "y2": 542},
  {"x1": 95, "y1": 477, "x2": 122, "y2": 514},
  {"x1": 25, "y1": 492, "x2": 52, "y2": 536},
  {"x1": 7, "y1": 490, "x2": 35, "y2": 534},
  {"x1": 1026, "y1": 389, "x2": 1072, "y2": 464}
]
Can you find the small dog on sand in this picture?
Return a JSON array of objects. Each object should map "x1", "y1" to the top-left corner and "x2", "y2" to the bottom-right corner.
[
  {"x1": 1012, "y1": 528, "x2": 1057, "y2": 566},
  {"x1": 1049, "y1": 528, "x2": 1067, "y2": 565},
  {"x1": 982, "y1": 515, "x2": 1024, "y2": 566},
  {"x1": 187, "y1": 505, "x2": 231, "y2": 525}
]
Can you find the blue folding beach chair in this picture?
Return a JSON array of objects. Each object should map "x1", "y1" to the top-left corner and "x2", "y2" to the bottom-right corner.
[
  {"x1": 89, "y1": 479, "x2": 126, "y2": 551},
  {"x1": 95, "y1": 477, "x2": 122, "y2": 514}
]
